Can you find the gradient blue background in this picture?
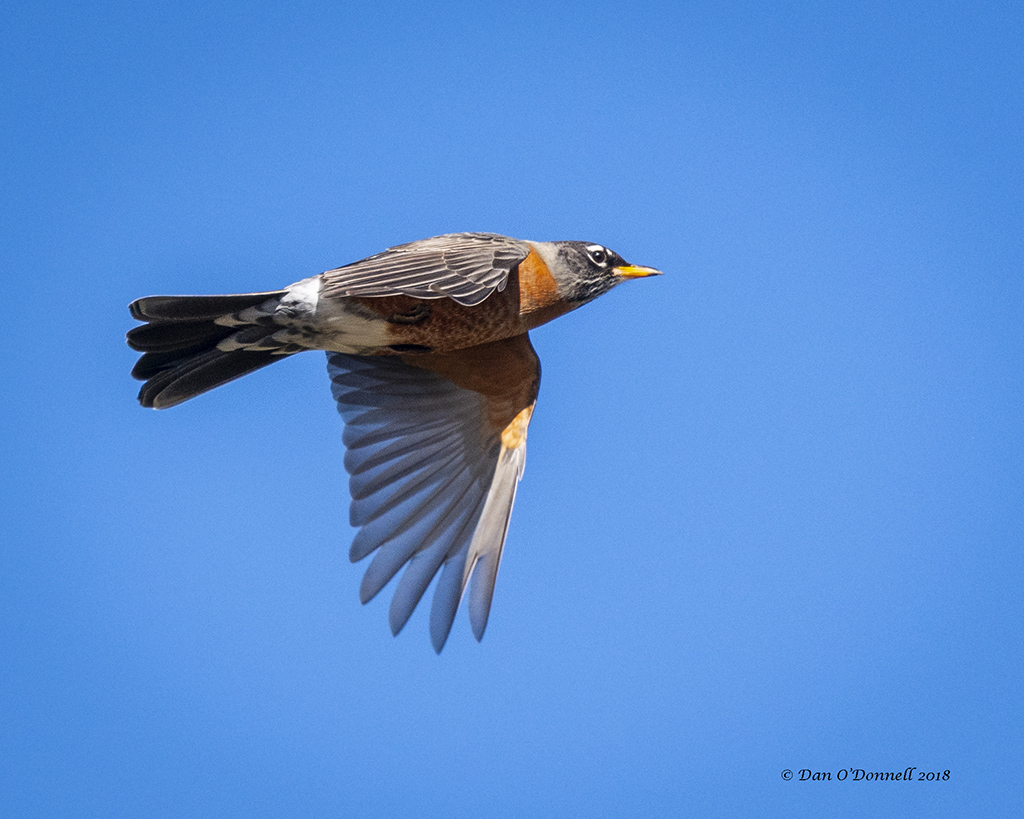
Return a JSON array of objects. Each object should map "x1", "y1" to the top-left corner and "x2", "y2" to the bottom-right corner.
[{"x1": 3, "y1": 1, "x2": 1021, "y2": 815}]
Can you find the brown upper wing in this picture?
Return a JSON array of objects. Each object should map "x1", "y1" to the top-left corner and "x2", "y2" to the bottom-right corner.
[{"x1": 320, "y1": 233, "x2": 532, "y2": 307}]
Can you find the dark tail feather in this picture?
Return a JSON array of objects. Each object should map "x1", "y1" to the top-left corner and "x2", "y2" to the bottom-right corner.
[
  {"x1": 128, "y1": 291, "x2": 291, "y2": 409},
  {"x1": 137, "y1": 348, "x2": 282, "y2": 409},
  {"x1": 129, "y1": 292, "x2": 285, "y2": 322},
  {"x1": 127, "y1": 319, "x2": 237, "y2": 353}
]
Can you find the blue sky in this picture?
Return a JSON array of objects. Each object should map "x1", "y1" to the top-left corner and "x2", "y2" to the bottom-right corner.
[{"x1": 2, "y1": 1, "x2": 1021, "y2": 815}]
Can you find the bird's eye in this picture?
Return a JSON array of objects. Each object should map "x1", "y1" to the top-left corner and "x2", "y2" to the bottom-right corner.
[{"x1": 588, "y1": 248, "x2": 607, "y2": 265}]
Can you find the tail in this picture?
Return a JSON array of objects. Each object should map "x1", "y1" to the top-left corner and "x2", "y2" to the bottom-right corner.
[{"x1": 127, "y1": 291, "x2": 293, "y2": 409}]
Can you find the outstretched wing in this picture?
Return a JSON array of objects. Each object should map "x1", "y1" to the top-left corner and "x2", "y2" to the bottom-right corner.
[
  {"x1": 327, "y1": 334, "x2": 541, "y2": 652},
  {"x1": 320, "y1": 232, "x2": 532, "y2": 307}
]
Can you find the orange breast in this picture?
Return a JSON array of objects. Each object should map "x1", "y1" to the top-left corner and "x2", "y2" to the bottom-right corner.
[{"x1": 518, "y1": 246, "x2": 572, "y2": 329}]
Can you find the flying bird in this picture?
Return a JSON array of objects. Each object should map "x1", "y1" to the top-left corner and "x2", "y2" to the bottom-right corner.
[{"x1": 127, "y1": 232, "x2": 661, "y2": 651}]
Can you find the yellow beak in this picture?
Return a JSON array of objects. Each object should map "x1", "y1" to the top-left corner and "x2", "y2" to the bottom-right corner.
[{"x1": 614, "y1": 264, "x2": 663, "y2": 279}]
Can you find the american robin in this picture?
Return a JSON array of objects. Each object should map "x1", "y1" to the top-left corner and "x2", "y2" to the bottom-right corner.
[{"x1": 127, "y1": 232, "x2": 661, "y2": 651}]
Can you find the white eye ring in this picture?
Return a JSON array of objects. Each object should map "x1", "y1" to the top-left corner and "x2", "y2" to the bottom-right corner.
[{"x1": 587, "y1": 247, "x2": 608, "y2": 265}]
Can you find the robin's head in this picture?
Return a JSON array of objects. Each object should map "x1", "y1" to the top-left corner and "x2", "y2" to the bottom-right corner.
[{"x1": 544, "y1": 241, "x2": 662, "y2": 304}]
